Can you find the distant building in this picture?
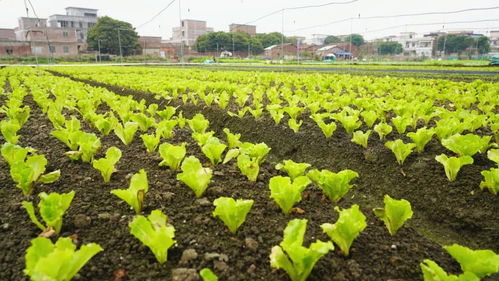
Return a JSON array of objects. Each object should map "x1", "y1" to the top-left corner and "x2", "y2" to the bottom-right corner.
[
  {"x1": 490, "y1": 30, "x2": 499, "y2": 53},
  {"x1": 316, "y1": 43, "x2": 359, "y2": 59},
  {"x1": 386, "y1": 32, "x2": 433, "y2": 57},
  {"x1": 229, "y1": 24, "x2": 256, "y2": 36},
  {"x1": 264, "y1": 43, "x2": 297, "y2": 59},
  {"x1": 170, "y1": 19, "x2": 213, "y2": 46},
  {"x1": 139, "y1": 36, "x2": 162, "y2": 57},
  {"x1": 48, "y1": 7, "x2": 98, "y2": 42},
  {"x1": 304, "y1": 34, "x2": 328, "y2": 45}
]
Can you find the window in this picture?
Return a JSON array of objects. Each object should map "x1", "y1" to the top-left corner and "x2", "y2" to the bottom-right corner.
[
  {"x1": 182, "y1": 21, "x2": 184, "y2": 27},
  {"x1": 79, "y1": 22, "x2": 83, "y2": 28},
  {"x1": 70, "y1": 21, "x2": 74, "y2": 27},
  {"x1": 63, "y1": 46, "x2": 69, "y2": 53},
  {"x1": 60, "y1": 21, "x2": 68, "y2": 27},
  {"x1": 182, "y1": 31, "x2": 185, "y2": 37},
  {"x1": 88, "y1": 23, "x2": 94, "y2": 28},
  {"x1": 49, "y1": 46, "x2": 56, "y2": 54},
  {"x1": 84, "y1": 13, "x2": 97, "y2": 17},
  {"x1": 63, "y1": 31, "x2": 69, "y2": 37},
  {"x1": 6, "y1": 48, "x2": 13, "y2": 55}
]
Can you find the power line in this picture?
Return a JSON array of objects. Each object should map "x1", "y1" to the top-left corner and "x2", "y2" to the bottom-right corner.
[
  {"x1": 136, "y1": 0, "x2": 176, "y2": 29},
  {"x1": 361, "y1": 19, "x2": 499, "y2": 35},
  {"x1": 288, "y1": 6, "x2": 499, "y2": 33}
]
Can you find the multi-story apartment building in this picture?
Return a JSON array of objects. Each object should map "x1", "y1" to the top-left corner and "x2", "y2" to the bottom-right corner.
[
  {"x1": 387, "y1": 32, "x2": 434, "y2": 57},
  {"x1": 229, "y1": 24, "x2": 256, "y2": 36},
  {"x1": 48, "y1": 7, "x2": 98, "y2": 42},
  {"x1": 171, "y1": 19, "x2": 213, "y2": 46}
]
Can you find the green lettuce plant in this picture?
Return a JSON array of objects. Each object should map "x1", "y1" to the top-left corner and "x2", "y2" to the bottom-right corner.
[
  {"x1": 176, "y1": 156, "x2": 213, "y2": 197},
  {"x1": 487, "y1": 149, "x2": 499, "y2": 165},
  {"x1": 444, "y1": 244, "x2": 499, "y2": 278},
  {"x1": 315, "y1": 119, "x2": 337, "y2": 138},
  {"x1": 275, "y1": 160, "x2": 311, "y2": 180},
  {"x1": 158, "y1": 142, "x2": 187, "y2": 170},
  {"x1": 50, "y1": 117, "x2": 82, "y2": 150},
  {"x1": 385, "y1": 139, "x2": 416, "y2": 165},
  {"x1": 391, "y1": 115, "x2": 412, "y2": 134},
  {"x1": 373, "y1": 195, "x2": 413, "y2": 235},
  {"x1": 237, "y1": 154, "x2": 260, "y2": 181},
  {"x1": 192, "y1": 131, "x2": 215, "y2": 147},
  {"x1": 267, "y1": 105, "x2": 285, "y2": 125},
  {"x1": 111, "y1": 169, "x2": 149, "y2": 214},
  {"x1": 239, "y1": 142, "x2": 271, "y2": 164},
  {"x1": 288, "y1": 118, "x2": 303, "y2": 133},
  {"x1": 212, "y1": 197, "x2": 254, "y2": 234},
  {"x1": 93, "y1": 113, "x2": 118, "y2": 136},
  {"x1": 188, "y1": 113, "x2": 209, "y2": 133},
  {"x1": 1, "y1": 119, "x2": 21, "y2": 144},
  {"x1": 351, "y1": 130, "x2": 371, "y2": 148},
  {"x1": 129, "y1": 209, "x2": 175, "y2": 264},
  {"x1": 307, "y1": 169, "x2": 359, "y2": 203},
  {"x1": 131, "y1": 112, "x2": 156, "y2": 132},
  {"x1": 222, "y1": 148, "x2": 240, "y2": 164},
  {"x1": 270, "y1": 219, "x2": 334, "y2": 281},
  {"x1": 141, "y1": 133, "x2": 161, "y2": 153},
  {"x1": 223, "y1": 128, "x2": 241, "y2": 149},
  {"x1": 65, "y1": 132, "x2": 101, "y2": 163},
  {"x1": 22, "y1": 191, "x2": 75, "y2": 234},
  {"x1": 157, "y1": 106, "x2": 177, "y2": 120},
  {"x1": 201, "y1": 136, "x2": 227, "y2": 165},
  {"x1": 374, "y1": 122, "x2": 393, "y2": 140},
  {"x1": 92, "y1": 146, "x2": 122, "y2": 183},
  {"x1": 420, "y1": 259, "x2": 479, "y2": 281},
  {"x1": 435, "y1": 154, "x2": 474, "y2": 182},
  {"x1": 442, "y1": 134, "x2": 491, "y2": 157},
  {"x1": 480, "y1": 168, "x2": 499, "y2": 195},
  {"x1": 24, "y1": 237, "x2": 103, "y2": 281},
  {"x1": 114, "y1": 121, "x2": 139, "y2": 145},
  {"x1": 321, "y1": 205, "x2": 366, "y2": 256},
  {"x1": 155, "y1": 119, "x2": 177, "y2": 139},
  {"x1": 200, "y1": 268, "x2": 218, "y2": 281},
  {"x1": 361, "y1": 110, "x2": 378, "y2": 128},
  {"x1": 335, "y1": 115, "x2": 362, "y2": 134},
  {"x1": 269, "y1": 176, "x2": 311, "y2": 215},
  {"x1": 407, "y1": 127, "x2": 435, "y2": 153}
]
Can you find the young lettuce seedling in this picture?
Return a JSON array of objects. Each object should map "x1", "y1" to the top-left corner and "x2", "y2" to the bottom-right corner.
[
  {"x1": 275, "y1": 159, "x2": 311, "y2": 180},
  {"x1": 407, "y1": 127, "x2": 435, "y2": 153},
  {"x1": 158, "y1": 142, "x2": 187, "y2": 170},
  {"x1": 267, "y1": 105, "x2": 285, "y2": 125},
  {"x1": 114, "y1": 121, "x2": 139, "y2": 145},
  {"x1": 288, "y1": 118, "x2": 303, "y2": 133},
  {"x1": 111, "y1": 169, "x2": 149, "y2": 214},
  {"x1": 435, "y1": 154, "x2": 474, "y2": 182},
  {"x1": 374, "y1": 122, "x2": 393, "y2": 140},
  {"x1": 187, "y1": 113, "x2": 210, "y2": 133},
  {"x1": 385, "y1": 139, "x2": 416, "y2": 165},
  {"x1": 65, "y1": 132, "x2": 102, "y2": 163},
  {"x1": 176, "y1": 156, "x2": 213, "y2": 197},
  {"x1": 223, "y1": 128, "x2": 241, "y2": 149},
  {"x1": 335, "y1": 114, "x2": 362, "y2": 134},
  {"x1": 270, "y1": 219, "x2": 334, "y2": 281},
  {"x1": 351, "y1": 130, "x2": 371, "y2": 148},
  {"x1": 200, "y1": 268, "x2": 218, "y2": 281},
  {"x1": 131, "y1": 112, "x2": 156, "y2": 132},
  {"x1": 141, "y1": 133, "x2": 161, "y2": 153},
  {"x1": 24, "y1": 237, "x2": 103, "y2": 281},
  {"x1": 192, "y1": 131, "x2": 215, "y2": 147},
  {"x1": 444, "y1": 244, "x2": 499, "y2": 279},
  {"x1": 307, "y1": 169, "x2": 359, "y2": 203},
  {"x1": 391, "y1": 115, "x2": 412, "y2": 134},
  {"x1": 2, "y1": 143, "x2": 61, "y2": 195},
  {"x1": 487, "y1": 149, "x2": 499, "y2": 165},
  {"x1": 361, "y1": 110, "x2": 378, "y2": 128},
  {"x1": 156, "y1": 119, "x2": 177, "y2": 139},
  {"x1": 442, "y1": 134, "x2": 491, "y2": 157},
  {"x1": 480, "y1": 168, "x2": 499, "y2": 195},
  {"x1": 269, "y1": 176, "x2": 311, "y2": 215},
  {"x1": 157, "y1": 106, "x2": 177, "y2": 120},
  {"x1": 22, "y1": 191, "x2": 75, "y2": 234},
  {"x1": 129, "y1": 209, "x2": 175, "y2": 264},
  {"x1": 315, "y1": 119, "x2": 337, "y2": 139},
  {"x1": 92, "y1": 146, "x2": 122, "y2": 183},
  {"x1": 373, "y1": 195, "x2": 413, "y2": 235},
  {"x1": 212, "y1": 197, "x2": 254, "y2": 234},
  {"x1": 237, "y1": 154, "x2": 260, "y2": 182},
  {"x1": 0, "y1": 119, "x2": 21, "y2": 144},
  {"x1": 201, "y1": 136, "x2": 227, "y2": 165},
  {"x1": 420, "y1": 259, "x2": 479, "y2": 281},
  {"x1": 321, "y1": 204, "x2": 367, "y2": 256}
]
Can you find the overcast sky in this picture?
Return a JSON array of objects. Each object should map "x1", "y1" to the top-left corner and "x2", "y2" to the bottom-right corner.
[{"x1": 0, "y1": 0, "x2": 498, "y2": 40}]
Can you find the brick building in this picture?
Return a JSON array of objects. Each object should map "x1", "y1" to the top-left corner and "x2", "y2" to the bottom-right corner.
[
  {"x1": 139, "y1": 36, "x2": 162, "y2": 56},
  {"x1": 229, "y1": 24, "x2": 256, "y2": 36},
  {"x1": 170, "y1": 19, "x2": 213, "y2": 46},
  {"x1": 264, "y1": 43, "x2": 297, "y2": 59}
]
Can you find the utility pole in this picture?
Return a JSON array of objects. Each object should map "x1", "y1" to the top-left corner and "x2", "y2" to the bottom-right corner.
[
  {"x1": 248, "y1": 42, "x2": 251, "y2": 58},
  {"x1": 179, "y1": 0, "x2": 184, "y2": 65},
  {"x1": 281, "y1": 8, "x2": 284, "y2": 64},
  {"x1": 232, "y1": 33, "x2": 235, "y2": 58},
  {"x1": 118, "y1": 28, "x2": 123, "y2": 64},
  {"x1": 97, "y1": 39, "x2": 101, "y2": 63}
]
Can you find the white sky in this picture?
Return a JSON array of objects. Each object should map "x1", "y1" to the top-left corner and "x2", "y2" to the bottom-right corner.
[{"x1": 0, "y1": 0, "x2": 498, "y2": 40}]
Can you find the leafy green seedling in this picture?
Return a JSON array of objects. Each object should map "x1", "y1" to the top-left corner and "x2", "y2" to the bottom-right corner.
[
  {"x1": 407, "y1": 127, "x2": 435, "y2": 153},
  {"x1": 480, "y1": 168, "x2": 499, "y2": 195},
  {"x1": 131, "y1": 112, "x2": 156, "y2": 132},
  {"x1": 201, "y1": 136, "x2": 227, "y2": 165},
  {"x1": 24, "y1": 237, "x2": 103, "y2": 281},
  {"x1": 141, "y1": 133, "x2": 161, "y2": 153},
  {"x1": 374, "y1": 122, "x2": 393, "y2": 140},
  {"x1": 93, "y1": 113, "x2": 118, "y2": 136},
  {"x1": 223, "y1": 128, "x2": 241, "y2": 149},
  {"x1": 111, "y1": 169, "x2": 149, "y2": 214},
  {"x1": 222, "y1": 148, "x2": 240, "y2": 164},
  {"x1": 68, "y1": 132, "x2": 101, "y2": 163},
  {"x1": 188, "y1": 113, "x2": 209, "y2": 133},
  {"x1": 267, "y1": 105, "x2": 285, "y2": 125},
  {"x1": 444, "y1": 244, "x2": 499, "y2": 279},
  {"x1": 155, "y1": 119, "x2": 177, "y2": 139},
  {"x1": 237, "y1": 154, "x2": 260, "y2": 181},
  {"x1": 269, "y1": 176, "x2": 311, "y2": 215},
  {"x1": 442, "y1": 134, "x2": 491, "y2": 157},
  {"x1": 158, "y1": 142, "x2": 187, "y2": 170},
  {"x1": 351, "y1": 130, "x2": 371, "y2": 148},
  {"x1": 361, "y1": 110, "x2": 378, "y2": 128},
  {"x1": 275, "y1": 159, "x2": 311, "y2": 180},
  {"x1": 157, "y1": 106, "x2": 177, "y2": 120},
  {"x1": 1, "y1": 119, "x2": 21, "y2": 144},
  {"x1": 321, "y1": 205, "x2": 367, "y2": 256},
  {"x1": 129, "y1": 209, "x2": 175, "y2": 264},
  {"x1": 373, "y1": 195, "x2": 413, "y2": 235},
  {"x1": 288, "y1": 118, "x2": 303, "y2": 133},
  {"x1": 176, "y1": 156, "x2": 213, "y2": 197},
  {"x1": 385, "y1": 139, "x2": 416, "y2": 165},
  {"x1": 487, "y1": 149, "x2": 499, "y2": 165},
  {"x1": 336, "y1": 115, "x2": 362, "y2": 134},
  {"x1": 192, "y1": 131, "x2": 215, "y2": 147},
  {"x1": 420, "y1": 259, "x2": 479, "y2": 281},
  {"x1": 200, "y1": 268, "x2": 218, "y2": 281},
  {"x1": 114, "y1": 121, "x2": 139, "y2": 145},
  {"x1": 391, "y1": 115, "x2": 412, "y2": 134},
  {"x1": 307, "y1": 169, "x2": 359, "y2": 203},
  {"x1": 270, "y1": 219, "x2": 334, "y2": 281},
  {"x1": 435, "y1": 154, "x2": 474, "y2": 182},
  {"x1": 239, "y1": 142, "x2": 271, "y2": 164},
  {"x1": 212, "y1": 197, "x2": 254, "y2": 234},
  {"x1": 22, "y1": 191, "x2": 75, "y2": 234},
  {"x1": 92, "y1": 146, "x2": 122, "y2": 183},
  {"x1": 315, "y1": 119, "x2": 337, "y2": 138}
]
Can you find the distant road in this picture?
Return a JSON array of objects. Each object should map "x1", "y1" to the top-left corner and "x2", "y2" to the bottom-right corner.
[{"x1": 1, "y1": 62, "x2": 498, "y2": 75}]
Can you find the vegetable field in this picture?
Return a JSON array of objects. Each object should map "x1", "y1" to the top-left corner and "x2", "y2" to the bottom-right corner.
[{"x1": 0, "y1": 66, "x2": 498, "y2": 281}]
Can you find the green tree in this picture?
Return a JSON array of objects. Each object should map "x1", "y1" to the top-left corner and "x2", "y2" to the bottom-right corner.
[
  {"x1": 377, "y1": 42, "x2": 403, "y2": 55},
  {"x1": 344, "y1": 34, "x2": 364, "y2": 47},
  {"x1": 254, "y1": 32, "x2": 290, "y2": 48},
  {"x1": 475, "y1": 36, "x2": 490, "y2": 54},
  {"x1": 195, "y1": 31, "x2": 265, "y2": 54},
  {"x1": 437, "y1": 34, "x2": 474, "y2": 55},
  {"x1": 87, "y1": 16, "x2": 140, "y2": 56},
  {"x1": 324, "y1": 35, "x2": 342, "y2": 44}
]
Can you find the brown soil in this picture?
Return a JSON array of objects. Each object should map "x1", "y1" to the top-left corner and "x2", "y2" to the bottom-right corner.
[{"x1": 0, "y1": 71, "x2": 497, "y2": 281}]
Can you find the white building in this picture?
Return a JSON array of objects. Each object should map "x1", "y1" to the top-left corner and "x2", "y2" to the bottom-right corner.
[
  {"x1": 170, "y1": 19, "x2": 213, "y2": 46},
  {"x1": 304, "y1": 34, "x2": 328, "y2": 46},
  {"x1": 389, "y1": 32, "x2": 433, "y2": 57},
  {"x1": 48, "y1": 7, "x2": 98, "y2": 42}
]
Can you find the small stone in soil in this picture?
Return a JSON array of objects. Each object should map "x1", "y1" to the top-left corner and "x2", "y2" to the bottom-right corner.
[
  {"x1": 179, "y1": 249, "x2": 198, "y2": 265},
  {"x1": 244, "y1": 237, "x2": 258, "y2": 252},
  {"x1": 214, "y1": 260, "x2": 229, "y2": 272},
  {"x1": 204, "y1": 252, "x2": 229, "y2": 262},
  {"x1": 195, "y1": 198, "x2": 211, "y2": 206},
  {"x1": 73, "y1": 214, "x2": 91, "y2": 228},
  {"x1": 163, "y1": 192, "x2": 175, "y2": 200},
  {"x1": 171, "y1": 268, "x2": 199, "y2": 281}
]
